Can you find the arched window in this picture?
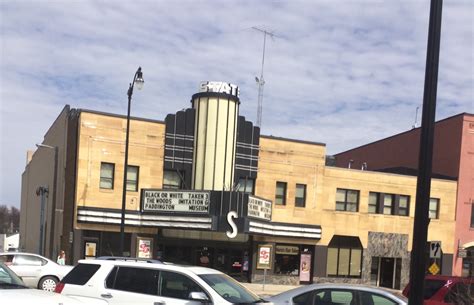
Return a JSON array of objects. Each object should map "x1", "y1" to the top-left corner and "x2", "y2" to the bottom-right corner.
[{"x1": 326, "y1": 235, "x2": 363, "y2": 278}]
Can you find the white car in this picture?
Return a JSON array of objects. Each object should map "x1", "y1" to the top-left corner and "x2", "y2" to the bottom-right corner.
[
  {"x1": 0, "y1": 262, "x2": 106, "y2": 305},
  {"x1": 56, "y1": 257, "x2": 269, "y2": 305},
  {"x1": 267, "y1": 283, "x2": 407, "y2": 305},
  {"x1": 0, "y1": 252, "x2": 73, "y2": 291}
]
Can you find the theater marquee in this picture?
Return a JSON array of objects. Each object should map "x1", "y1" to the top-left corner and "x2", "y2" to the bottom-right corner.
[{"x1": 141, "y1": 190, "x2": 210, "y2": 214}]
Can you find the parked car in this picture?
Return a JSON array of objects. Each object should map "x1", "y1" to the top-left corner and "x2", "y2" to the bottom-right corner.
[
  {"x1": 402, "y1": 275, "x2": 474, "y2": 305},
  {"x1": 0, "y1": 252, "x2": 73, "y2": 291},
  {"x1": 0, "y1": 262, "x2": 106, "y2": 305},
  {"x1": 267, "y1": 283, "x2": 407, "y2": 305},
  {"x1": 55, "y1": 258, "x2": 269, "y2": 305}
]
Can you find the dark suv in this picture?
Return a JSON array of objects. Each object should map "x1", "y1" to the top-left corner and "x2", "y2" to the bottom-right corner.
[{"x1": 402, "y1": 275, "x2": 474, "y2": 305}]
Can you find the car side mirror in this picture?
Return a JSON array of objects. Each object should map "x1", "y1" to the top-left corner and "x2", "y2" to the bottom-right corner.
[{"x1": 189, "y1": 292, "x2": 209, "y2": 302}]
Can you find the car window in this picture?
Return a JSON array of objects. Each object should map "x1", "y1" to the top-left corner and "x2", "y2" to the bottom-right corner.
[
  {"x1": 444, "y1": 283, "x2": 472, "y2": 305},
  {"x1": 315, "y1": 289, "x2": 354, "y2": 305},
  {"x1": 423, "y1": 279, "x2": 446, "y2": 300},
  {"x1": 62, "y1": 263, "x2": 101, "y2": 285},
  {"x1": 14, "y1": 255, "x2": 46, "y2": 266},
  {"x1": 105, "y1": 266, "x2": 118, "y2": 288},
  {"x1": 113, "y1": 266, "x2": 159, "y2": 296},
  {"x1": 159, "y1": 271, "x2": 205, "y2": 300},
  {"x1": 199, "y1": 273, "x2": 260, "y2": 304},
  {"x1": 293, "y1": 291, "x2": 314, "y2": 305},
  {"x1": 0, "y1": 255, "x2": 14, "y2": 266},
  {"x1": 359, "y1": 291, "x2": 397, "y2": 305}
]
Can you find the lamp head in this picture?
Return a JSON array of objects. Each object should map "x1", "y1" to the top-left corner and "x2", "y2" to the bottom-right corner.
[{"x1": 135, "y1": 67, "x2": 144, "y2": 90}]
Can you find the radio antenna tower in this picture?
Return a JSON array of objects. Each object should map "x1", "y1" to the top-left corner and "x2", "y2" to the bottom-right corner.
[{"x1": 252, "y1": 26, "x2": 275, "y2": 127}]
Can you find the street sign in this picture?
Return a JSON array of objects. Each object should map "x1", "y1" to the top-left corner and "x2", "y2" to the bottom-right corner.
[
  {"x1": 428, "y1": 262, "x2": 440, "y2": 275},
  {"x1": 430, "y1": 241, "x2": 441, "y2": 258}
]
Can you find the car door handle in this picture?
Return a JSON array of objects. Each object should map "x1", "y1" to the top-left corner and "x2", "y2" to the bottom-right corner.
[
  {"x1": 154, "y1": 302, "x2": 166, "y2": 305},
  {"x1": 101, "y1": 293, "x2": 113, "y2": 299}
]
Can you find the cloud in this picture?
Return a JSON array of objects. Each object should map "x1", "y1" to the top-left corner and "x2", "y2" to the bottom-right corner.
[{"x1": 1, "y1": 0, "x2": 472, "y2": 207}]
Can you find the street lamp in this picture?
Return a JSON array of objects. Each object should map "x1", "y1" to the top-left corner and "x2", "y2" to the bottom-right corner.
[
  {"x1": 119, "y1": 67, "x2": 144, "y2": 256},
  {"x1": 35, "y1": 143, "x2": 58, "y2": 258}
]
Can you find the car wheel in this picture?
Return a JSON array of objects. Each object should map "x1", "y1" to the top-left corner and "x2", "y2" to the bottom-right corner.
[{"x1": 38, "y1": 276, "x2": 58, "y2": 292}]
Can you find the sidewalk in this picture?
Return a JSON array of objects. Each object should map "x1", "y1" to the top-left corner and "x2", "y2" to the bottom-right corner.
[{"x1": 242, "y1": 283, "x2": 299, "y2": 297}]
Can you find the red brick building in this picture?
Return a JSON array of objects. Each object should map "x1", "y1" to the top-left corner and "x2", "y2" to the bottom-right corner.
[{"x1": 334, "y1": 113, "x2": 474, "y2": 277}]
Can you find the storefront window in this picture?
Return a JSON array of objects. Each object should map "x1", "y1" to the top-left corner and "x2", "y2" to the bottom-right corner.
[
  {"x1": 274, "y1": 245, "x2": 300, "y2": 275},
  {"x1": 326, "y1": 235, "x2": 362, "y2": 278}
]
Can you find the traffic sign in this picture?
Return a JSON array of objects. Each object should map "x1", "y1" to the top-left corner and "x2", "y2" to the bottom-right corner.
[
  {"x1": 428, "y1": 262, "x2": 440, "y2": 275},
  {"x1": 430, "y1": 241, "x2": 441, "y2": 258}
]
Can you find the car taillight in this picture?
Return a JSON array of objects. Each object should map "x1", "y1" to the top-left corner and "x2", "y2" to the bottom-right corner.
[{"x1": 54, "y1": 282, "x2": 65, "y2": 293}]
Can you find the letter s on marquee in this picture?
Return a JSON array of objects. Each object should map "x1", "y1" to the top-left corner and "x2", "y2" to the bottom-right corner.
[{"x1": 226, "y1": 211, "x2": 238, "y2": 238}]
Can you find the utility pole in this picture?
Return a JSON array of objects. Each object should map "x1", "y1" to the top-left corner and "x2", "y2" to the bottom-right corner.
[
  {"x1": 252, "y1": 26, "x2": 275, "y2": 128},
  {"x1": 409, "y1": 1, "x2": 443, "y2": 304}
]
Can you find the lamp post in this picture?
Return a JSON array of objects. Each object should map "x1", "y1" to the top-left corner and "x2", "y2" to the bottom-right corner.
[
  {"x1": 36, "y1": 143, "x2": 59, "y2": 259},
  {"x1": 119, "y1": 67, "x2": 144, "y2": 256}
]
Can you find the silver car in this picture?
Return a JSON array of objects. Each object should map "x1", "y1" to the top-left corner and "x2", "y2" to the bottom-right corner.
[
  {"x1": 0, "y1": 252, "x2": 73, "y2": 291},
  {"x1": 267, "y1": 283, "x2": 407, "y2": 305}
]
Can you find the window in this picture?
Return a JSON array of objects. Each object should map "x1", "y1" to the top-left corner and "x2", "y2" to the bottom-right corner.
[
  {"x1": 368, "y1": 192, "x2": 410, "y2": 217},
  {"x1": 368, "y1": 192, "x2": 379, "y2": 213},
  {"x1": 295, "y1": 184, "x2": 306, "y2": 207},
  {"x1": 274, "y1": 245, "x2": 300, "y2": 275},
  {"x1": 398, "y1": 195, "x2": 410, "y2": 216},
  {"x1": 383, "y1": 194, "x2": 394, "y2": 215},
  {"x1": 13, "y1": 255, "x2": 46, "y2": 266},
  {"x1": 238, "y1": 178, "x2": 255, "y2": 194},
  {"x1": 112, "y1": 266, "x2": 159, "y2": 295},
  {"x1": 159, "y1": 271, "x2": 204, "y2": 300},
  {"x1": 100, "y1": 162, "x2": 114, "y2": 189},
  {"x1": 62, "y1": 263, "x2": 101, "y2": 286},
  {"x1": 336, "y1": 189, "x2": 359, "y2": 212},
  {"x1": 471, "y1": 204, "x2": 474, "y2": 228},
  {"x1": 314, "y1": 290, "x2": 355, "y2": 305},
  {"x1": 163, "y1": 170, "x2": 182, "y2": 189},
  {"x1": 429, "y1": 198, "x2": 440, "y2": 219},
  {"x1": 126, "y1": 165, "x2": 139, "y2": 192},
  {"x1": 326, "y1": 235, "x2": 362, "y2": 278},
  {"x1": 293, "y1": 291, "x2": 314, "y2": 305},
  {"x1": 359, "y1": 291, "x2": 397, "y2": 305},
  {"x1": 275, "y1": 182, "x2": 287, "y2": 205}
]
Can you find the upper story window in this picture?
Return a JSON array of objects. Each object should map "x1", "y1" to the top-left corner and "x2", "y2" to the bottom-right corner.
[
  {"x1": 336, "y1": 189, "x2": 359, "y2": 212},
  {"x1": 398, "y1": 195, "x2": 410, "y2": 216},
  {"x1": 368, "y1": 192, "x2": 410, "y2": 217},
  {"x1": 100, "y1": 162, "x2": 115, "y2": 189},
  {"x1": 471, "y1": 204, "x2": 474, "y2": 228},
  {"x1": 163, "y1": 170, "x2": 182, "y2": 189},
  {"x1": 126, "y1": 165, "x2": 139, "y2": 192},
  {"x1": 429, "y1": 198, "x2": 440, "y2": 219},
  {"x1": 275, "y1": 182, "x2": 287, "y2": 205},
  {"x1": 295, "y1": 184, "x2": 306, "y2": 208},
  {"x1": 238, "y1": 178, "x2": 255, "y2": 194}
]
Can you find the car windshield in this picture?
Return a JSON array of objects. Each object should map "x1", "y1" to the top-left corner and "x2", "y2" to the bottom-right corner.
[
  {"x1": 424, "y1": 279, "x2": 446, "y2": 299},
  {"x1": 199, "y1": 273, "x2": 263, "y2": 304},
  {"x1": 0, "y1": 262, "x2": 28, "y2": 289}
]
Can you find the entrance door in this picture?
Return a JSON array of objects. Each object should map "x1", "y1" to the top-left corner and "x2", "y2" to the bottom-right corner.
[
  {"x1": 379, "y1": 258, "x2": 395, "y2": 288},
  {"x1": 371, "y1": 257, "x2": 402, "y2": 289}
]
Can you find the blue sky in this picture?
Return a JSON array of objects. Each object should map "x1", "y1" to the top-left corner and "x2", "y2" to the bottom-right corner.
[{"x1": 1, "y1": 0, "x2": 473, "y2": 208}]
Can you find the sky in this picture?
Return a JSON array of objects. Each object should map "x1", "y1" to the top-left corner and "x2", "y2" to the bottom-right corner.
[{"x1": 0, "y1": 0, "x2": 472, "y2": 208}]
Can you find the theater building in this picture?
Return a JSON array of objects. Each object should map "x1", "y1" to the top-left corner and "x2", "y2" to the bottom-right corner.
[{"x1": 21, "y1": 82, "x2": 458, "y2": 288}]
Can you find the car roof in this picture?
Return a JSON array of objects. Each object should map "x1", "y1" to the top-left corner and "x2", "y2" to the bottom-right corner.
[
  {"x1": 77, "y1": 259, "x2": 223, "y2": 275},
  {"x1": 269, "y1": 283, "x2": 406, "y2": 302}
]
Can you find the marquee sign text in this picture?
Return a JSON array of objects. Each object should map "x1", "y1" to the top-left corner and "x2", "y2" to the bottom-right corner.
[
  {"x1": 248, "y1": 196, "x2": 272, "y2": 221},
  {"x1": 142, "y1": 190, "x2": 210, "y2": 214},
  {"x1": 199, "y1": 81, "x2": 239, "y2": 97}
]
